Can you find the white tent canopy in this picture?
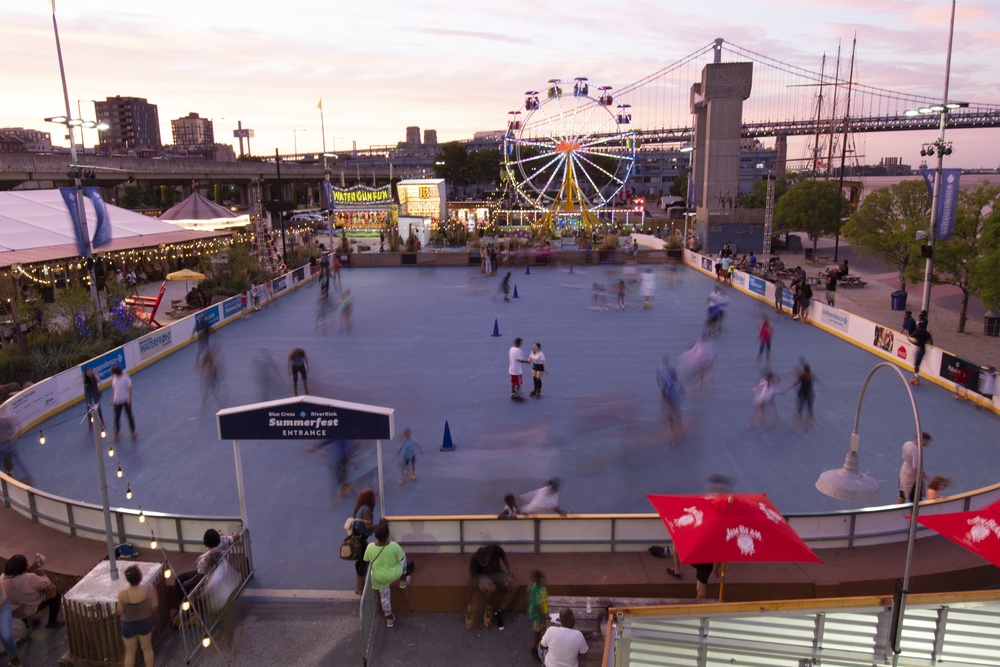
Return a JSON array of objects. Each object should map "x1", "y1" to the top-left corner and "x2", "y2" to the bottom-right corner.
[
  {"x1": 158, "y1": 192, "x2": 250, "y2": 231},
  {"x1": 0, "y1": 189, "x2": 229, "y2": 268}
]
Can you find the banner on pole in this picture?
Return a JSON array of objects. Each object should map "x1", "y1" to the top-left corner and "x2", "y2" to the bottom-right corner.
[
  {"x1": 920, "y1": 167, "x2": 961, "y2": 241},
  {"x1": 61, "y1": 186, "x2": 115, "y2": 254},
  {"x1": 84, "y1": 186, "x2": 113, "y2": 248}
]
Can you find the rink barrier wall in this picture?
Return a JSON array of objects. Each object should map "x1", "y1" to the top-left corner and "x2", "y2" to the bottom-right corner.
[
  {"x1": 682, "y1": 249, "x2": 1000, "y2": 415},
  {"x1": 388, "y1": 482, "x2": 1000, "y2": 554}
]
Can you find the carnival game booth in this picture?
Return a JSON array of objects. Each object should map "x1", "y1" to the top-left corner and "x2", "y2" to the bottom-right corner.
[
  {"x1": 397, "y1": 179, "x2": 447, "y2": 242},
  {"x1": 321, "y1": 182, "x2": 397, "y2": 248}
]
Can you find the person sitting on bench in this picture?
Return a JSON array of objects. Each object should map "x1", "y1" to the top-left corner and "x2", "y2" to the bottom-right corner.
[{"x1": 0, "y1": 554, "x2": 62, "y2": 629}]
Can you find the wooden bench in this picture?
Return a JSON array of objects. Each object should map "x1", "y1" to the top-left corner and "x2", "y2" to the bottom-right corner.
[{"x1": 840, "y1": 276, "x2": 868, "y2": 288}]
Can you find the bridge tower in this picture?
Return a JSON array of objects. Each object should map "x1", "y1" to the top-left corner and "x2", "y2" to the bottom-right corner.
[{"x1": 690, "y1": 62, "x2": 763, "y2": 254}]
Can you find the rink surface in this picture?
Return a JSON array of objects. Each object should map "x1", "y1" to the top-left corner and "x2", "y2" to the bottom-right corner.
[{"x1": 16, "y1": 264, "x2": 999, "y2": 589}]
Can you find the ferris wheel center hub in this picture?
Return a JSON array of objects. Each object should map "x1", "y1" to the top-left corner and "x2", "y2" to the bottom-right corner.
[{"x1": 556, "y1": 140, "x2": 580, "y2": 154}]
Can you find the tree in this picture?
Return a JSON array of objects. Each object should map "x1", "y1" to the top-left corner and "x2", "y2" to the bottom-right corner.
[
  {"x1": 774, "y1": 179, "x2": 851, "y2": 257},
  {"x1": 669, "y1": 173, "x2": 687, "y2": 199},
  {"x1": 433, "y1": 142, "x2": 471, "y2": 189},
  {"x1": 930, "y1": 181, "x2": 1000, "y2": 332},
  {"x1": 468, "y1": 148, "x2": 501, "y2": 196},
  {"x1": 741, "y1": 172, "x2": 804, "y2": 209},
  {"x1": 841, "y1": 180, "x2": 928, "y2": 291},
  {"x1": 978, "y1": 214, "x2": 1000, "y2": 313}
]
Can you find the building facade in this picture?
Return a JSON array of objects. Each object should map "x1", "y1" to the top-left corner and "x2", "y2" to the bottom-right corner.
[
  {"x1": 0, "y1": 127, "x2": 53, "y2": 153},
  {"x1": 95, "y1": 96, "x2": 161, "y2": 155},
  {"x1": 171, "y1": 112, "x2": 214, "y2": 145}
]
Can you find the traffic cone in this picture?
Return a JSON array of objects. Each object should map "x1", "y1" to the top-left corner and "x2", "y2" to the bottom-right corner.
[
  {"x1": 512, "y1": 285, "x2": 519, "y2": 299},
  {"x1": 440, "y1": 421, "x2": 455, "y2": 451},
  {"x1": 491, "y1": 319, "x2": 501, "y2": 337},
  {"x1": 525, "y1": 265, "x2": 531, "y2": 275}
]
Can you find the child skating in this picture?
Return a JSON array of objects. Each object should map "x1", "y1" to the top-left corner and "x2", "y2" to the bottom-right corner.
[{"x1": 396, "y1": 428, "x2": 424, "y2": 484}]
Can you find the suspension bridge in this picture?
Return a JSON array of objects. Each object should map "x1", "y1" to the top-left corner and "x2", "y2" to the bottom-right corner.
[{"x1": 612, "y1": 38, "x2": 1000, "y2": 159}]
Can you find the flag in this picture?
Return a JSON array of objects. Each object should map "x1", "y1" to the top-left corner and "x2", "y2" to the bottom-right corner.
[
  {"x1": 61, "y1": 187, "x2": 87, "y2": 257},
  {"x1": 83, "y1": 187, "x2": 113, "y2": 248},
  {"x1": 317, "y1": 99, "x2": 323, "y2": 110},
  {"x1": 920, "y1": 167, "x2": 961, "y2": 241}
]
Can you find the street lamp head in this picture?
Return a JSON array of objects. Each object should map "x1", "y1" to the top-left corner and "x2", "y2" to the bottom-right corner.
[
  {"x1": 679, "y1": 145, "x2": 694, "y2": 153},
  {"x1": 44, "y1": 115, "x2": 69, "y2": 124},
  {"x1": 816, "y1": 449, "x2": 881, "y2": 504}
]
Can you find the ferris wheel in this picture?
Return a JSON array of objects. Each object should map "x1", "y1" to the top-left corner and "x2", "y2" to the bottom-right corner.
[{"x1": 502, "y1": 78, "x2": 636, "y2": 216}]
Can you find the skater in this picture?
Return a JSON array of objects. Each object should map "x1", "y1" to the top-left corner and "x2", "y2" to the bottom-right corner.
[
  {"x1": 508, "y1": 338, "x2": 529, "y2": 401},
  {"x1": 332, "y1": 254, "x2": 342, "y2": 288},
  {"x1": 590, "y1": 283, "x2": 607, "y2": 311},
  {"x1": 656, "y1": 356, "x2": 685, "y2": 447},
  {"x1": 786, "y1": 361, "x2": 816, "y2": 429},
  {"x1": 337, "y1": 288, "x2": 353, "y2": 332},
  {"x1": 705, "y1": 287, "x2": 727, "y2": 336},
  {"x1": 909, "y1": 321, "x2": 933, "y2": 385},
  {"x1": 288, "y1": 347, "x2": 309, "y2": 396},
  {"x1": 520, "y1": 479, "x2": 569, "y2": 516},
  {"x1": 797, "y1": 279, "x2": 813, "y2": 323},
  {"x1": 528, "y1": 343, "x2": 546, "y2": 398},
  {"x1": 82, "y1": 367, "x2": 105, "y2": 432},
  {"x1": 773, "y1": 275, "x2": 786, "y2": 314},
  {"x1": 755, "y1": 316, "x2": 774, "y2": 365},
  {"x1": 110, "y1": 365, "x2": 137, "y2": 442},
  {"x1": 617, "y1": 280, "x2": 626, "y2": 310},
  {"x1": 498, "y1": 494, "x2": 522, "y2": 519},
  {"x1": 749, "y1": 371, "x2": 780, "y2": 430},
  {"x1": 501, "y1": 272, "x2": 512, "y2": 302},
  {"x1": 640, "y1": 269, "x2": 655, "y2": 309},
  {"x1": 897, "y1": 433, "x2": 932, "y2": 502},
  {"x1": 679, "y1": 335, "x2": 716, "y2": 390},
  {"x1": 396, "y1": 428, "x2": 423, "y2": 484}
]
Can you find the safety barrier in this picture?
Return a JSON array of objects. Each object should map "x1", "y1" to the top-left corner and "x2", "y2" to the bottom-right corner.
[
  {"x1": 176, "y1": 529, "x2": 254, "y2": 665},
  {"x1": 386, "y1": 482, "x2": 1000, "y2": 555}
]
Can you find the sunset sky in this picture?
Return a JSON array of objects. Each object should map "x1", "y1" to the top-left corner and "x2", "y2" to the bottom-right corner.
[{"x1": 4, "y1": 1, "x2": 1000, "y2": 168}]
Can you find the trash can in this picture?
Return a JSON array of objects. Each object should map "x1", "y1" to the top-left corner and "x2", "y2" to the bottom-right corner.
[
  {"x1": 891, "y1": 290, "x2": 908, "y2": 311},
  {"x1": 985, "y1": 311, "x2": 1000, "y2": 337},
  {"x1": 804, "y1": 248, "x2": 813, "y2": 261}
]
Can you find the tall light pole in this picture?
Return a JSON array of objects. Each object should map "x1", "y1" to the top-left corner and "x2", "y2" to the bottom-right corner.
[
  {"x1": 322, "y1": 152, "x2": 337, "y2": 250},
  {"x1": 907, "y1": 0, "x2": 959, "y2": 318},
  {"x1": 815, "y1": 362, "x2": 926, "y2": 667},
  {"x1": 49, "y1": 0, "x2": 117, "y2": 580},
  {"x1": 293, "y1": 128, "x2": 307, "y2": 160}
]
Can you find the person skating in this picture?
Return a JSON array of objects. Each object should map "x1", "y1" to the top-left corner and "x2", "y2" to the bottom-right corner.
[
  {"x1": 528, "y1": 343, "x2": 546, "y2": 398},
  {"x1": 508, "y1": 338, "x2": 529, "y2": 401},
  {"x1": 396, "y1": 428, "x2": 424, "y2": 484},
  {"x1": 110, "y1": 365, "x2": 137, "y2": 442},
  {"x1": 501, "y1": 271, "x2": 512, "y2": 302},
  {"x1": 288, "y1": 347, "x2": 309, "y2": 396},
  {"x1": 909, "y1": 321, "x2": 933, "y2": 385}
]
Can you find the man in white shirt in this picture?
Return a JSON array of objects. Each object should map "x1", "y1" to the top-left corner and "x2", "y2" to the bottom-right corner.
[
  {"x1": 898, "y1": 432, "x2": 932, "y2": 503},
  {"x1": 110, "y1": 365, "x2": 137, "y2": 441},
  {"x1": 539, "y1": 608, "x2": 589, "y2": 667},
  {"x1": 521, "y1": 479, "x2": 569, "y2": 516},
  {"x1": 508, "y1": 338, "x2": 528, "y2": 401}
]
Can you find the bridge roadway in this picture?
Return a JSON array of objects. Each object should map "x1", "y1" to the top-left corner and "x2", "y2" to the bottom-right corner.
[{"x1": 11, "y1": 259, "x2": 999, "y2": 593}]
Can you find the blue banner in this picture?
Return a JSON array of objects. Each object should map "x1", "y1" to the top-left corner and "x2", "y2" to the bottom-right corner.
[
  {"x1": 320, "y1": 181, "x2": 335, "y2": 211},
  {"x1": 60, "y1": 187, "x2": 87, "y2": 257},
  {"x1": 83, "y1": 186, "x2": 113, "y2": 248},
  {"x1": 920, "y1": 168, "x2": 961, "y2": 241},
  {"x1": 83, "y1": 347, "x2": 127, "y2": 382},
  {"x1": 195, "y1": 306, "x2": 221, "y2": 331},
  {"x1": 61, "y1": 186, "x2": 115, "y2": 254}
]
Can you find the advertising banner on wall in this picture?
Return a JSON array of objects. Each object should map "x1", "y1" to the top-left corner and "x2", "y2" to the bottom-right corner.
[
  {"x1": 322, "y1": 183, "x2": 393, "y2": 210},
  {"x1": 217, "y1": 396, "x2": 394, "y2": 440},
  {"x1": 940, "y1": 353, "x2": 994, "y2": 397},
  {"x1": 137, "y1": 330, "x2": 174, "y2": 361},
  {"x1": 748, "y1": 275, "x2": 767, "y2": 296},
  {"x1": 820, "y1": 306, "x2": 850, "y2": 334}
]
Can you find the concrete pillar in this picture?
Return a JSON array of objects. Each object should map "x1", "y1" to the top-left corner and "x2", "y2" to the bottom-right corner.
[
  {"x1": 691, "y1": 62, "x2": 752, "y2": 217},
  {"x1": 774, "y1": 134, "x2": 788, "y2": 179}
]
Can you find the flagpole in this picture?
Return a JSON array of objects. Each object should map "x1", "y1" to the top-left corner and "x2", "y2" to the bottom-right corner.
[{"x1": 318, "y1": 99, "x2": 327, "y2": 155}]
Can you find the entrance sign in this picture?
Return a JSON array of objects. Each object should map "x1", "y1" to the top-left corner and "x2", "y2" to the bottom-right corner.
[
  {"x1": 216, "y1": 396, "x2": 393, "y2": 440},
  {"x1": 217, "y1": 396, "x2": 395, "y2": 528}
]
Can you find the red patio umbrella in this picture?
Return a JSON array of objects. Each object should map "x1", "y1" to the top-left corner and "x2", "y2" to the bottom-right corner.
[
  {"x1": 647, "y1": 493, "x2": 822, "y2": 565},
  {"x1": 916, "y1": 499, "x2": 1000, "y2": 568},
  {"x1": 648, "y1": 493, "x2": 821, "y2": 601}
]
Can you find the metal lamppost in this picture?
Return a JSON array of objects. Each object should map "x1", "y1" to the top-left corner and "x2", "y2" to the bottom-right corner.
[
  {"x1": 901, "y1": 0, "x2": 965, "y2": 318},
  {"x1": 815, "y1": 362, "x2": 926, "y2": 666},
  {"x1": 49, "y1": 0, "x2": 117, "y2": 580},
  {"x1": 293, "y1": 128, "x2": 307, "y2": 160},
  {"x1": 322, "y1": 152, "x2": 337, "y2": 251}
]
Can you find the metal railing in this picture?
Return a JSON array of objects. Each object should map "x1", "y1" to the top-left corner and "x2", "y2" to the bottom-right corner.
[
  {"x1": 176, "y1": 529, "x2": 254, "y2": 665},
  {"x1": 360, "y1": 568, "x2": 378, "y2": 666},
  {"x1": 387, "y1": 483, "x2": 1000, "y2": 555},
  {"x1": 0, "y1": 471, "x2": 241, "y2": 553}
]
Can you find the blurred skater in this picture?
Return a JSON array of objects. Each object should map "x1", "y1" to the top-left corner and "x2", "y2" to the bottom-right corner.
[
  {"x1": 656, "y1": 356, "x2": 685, "y2": 447},
  {"x1": 520, "y1": 479, "x2": 568, "y2": 516},
  {"x1": 749, "y1": 371, "x2": 780, "y2": 430},
  {"x1": 755, "y1": 316, "x2": 774, "y2": 366},
  {"x1": 640, "y1": 269, "x2": 655, "y2": 309},
  {"x1": 337, "y1": 289, "x2": 353, "y2": 332},
  {"x1": 252, "y1": 349, "x2": 282, "y2": 401},
  {"x1": 199, "y1": 347, "x2": 225, "y2": 414},
  {"x1": 288, "y1": 347, "x2": 309, "y2": 396},
  {"x1": 705, "y1": 287, "x2": 727, "y2": 336},
  {"x1": 679, "y1": 336, "x2": 716, "y2": 390},
  {"x1": 785, "y1": 361, "x2": 817, "y2": 430},
  {"x1": 82, "y1": 367, "x2": 105, "y2": 432}
]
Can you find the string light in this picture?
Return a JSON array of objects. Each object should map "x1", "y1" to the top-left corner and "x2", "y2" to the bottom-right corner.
[
  {"x1": 125, "y1": 485, "x2": 132, "y2": 500},
  {"x1": 116, "y1": 464, "x2": 123, "y2": 478},
  {"x1": 181, "y1": 600, "x2": 190, "y2": 611},
  {"x1": 149, "y1": 537, "x2": 157, "y2": 550},
  {"x1": 100, "y1": 428, "x2": 107, "y2": 439},
  {"x1": 39, "y1": 432, "x2": 45, "y2": 445},
  {"x1": 107, "y1": 445, "x2": 115, "y2": 458},
  {"x1": 164, "y1": 567, "x2": 172, "y2": 579},
  {"x1": 138, "y1": 510, "x2": 146, "y2": 523},
  {"x1": 202, "y1": 635, "x2": 211, "y2": 648}
]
